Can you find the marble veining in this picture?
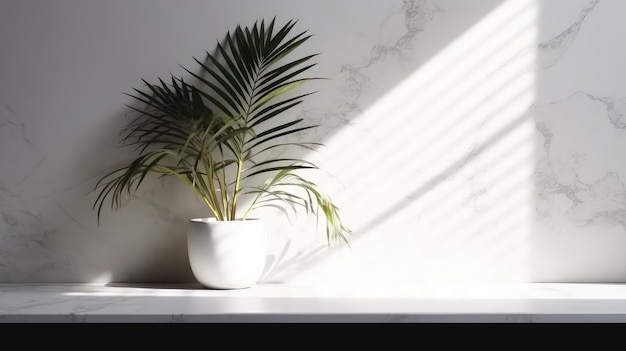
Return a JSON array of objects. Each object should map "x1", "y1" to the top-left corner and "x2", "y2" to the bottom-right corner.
[
  {"x1": 1, "y1": 0, "x2": 626, "y2": 283},
  {"x1": 337, "y1": 0, "x2": 440, "y2": 120},
  {"x1": 537, "y1": 0, "x2": 599, "y2": 69},
  {"x1": 0, "y1": 103, "x2": 32, "y2": 146},
  {"x1": 532, "y1": 91, "x2": 626, "y2": 231},
  {"x1": 576, "y1": 92, "x2": 626, "y2": 130},
  {"x1": 51, "y1": 200, "x2": 89, "y2": 231}
]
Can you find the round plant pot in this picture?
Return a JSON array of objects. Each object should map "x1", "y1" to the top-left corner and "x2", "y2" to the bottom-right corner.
[{"x1": 187, "y1": 218, "x2": 266, "y2": 289}]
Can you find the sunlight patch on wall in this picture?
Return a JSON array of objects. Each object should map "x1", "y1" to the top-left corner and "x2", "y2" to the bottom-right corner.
[
  {"x1": 89, "y1": 272, "x2": 113, "y2": 284},
  {"x1": 301, "y1": 0, "x2": 539, "y2": 283}
]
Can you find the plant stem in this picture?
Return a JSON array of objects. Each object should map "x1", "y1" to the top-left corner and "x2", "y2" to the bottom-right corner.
[
  {"x1": 204, "y1": 156, "x2": 223, "y2": 220},
  {"x1": 219, "y1": 162, "x2": 229, "y2": 220},
  {"x1": 230, "y1": 157, "x2": 244, "y2": 220},
  {"x1": 157, "y1": 168, "x2": 222, "y2": 219}
]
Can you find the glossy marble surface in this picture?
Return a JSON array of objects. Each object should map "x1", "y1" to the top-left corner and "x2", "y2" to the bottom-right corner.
[
  {"x1": 2, "y1": 0, "x2": 626, "y2": 285},
  {"x1": 3, "y1": 283, "x2": 626, "y2": 322}
]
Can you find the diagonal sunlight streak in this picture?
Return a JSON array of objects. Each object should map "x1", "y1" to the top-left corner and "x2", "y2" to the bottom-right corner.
[
  {"x1": 322, "y1": 4, "x2": 538, "y2": 192},
  {"x1": 351, "y1": 0, "x2": 535, "y2": 122},
  {"x1": 408, "y1": 91, "x2": 537, "y2": 226},
  {"x1": 287, "y1": 0, "x2": 540, "y2": 284},
  {"x1": 345, "y1": 100, "x2": 537, "y2": 282},
  {"x1": 346, "y1": 73, "x2": 536, "y2": 235},
  {"x1": 416, "y1": 126, "x2": 536, "y2": 243}
]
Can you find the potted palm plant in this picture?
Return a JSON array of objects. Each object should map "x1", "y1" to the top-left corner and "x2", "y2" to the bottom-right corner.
[{"x1": 93, "y1": 18, "x2": 351, "y2": 289}]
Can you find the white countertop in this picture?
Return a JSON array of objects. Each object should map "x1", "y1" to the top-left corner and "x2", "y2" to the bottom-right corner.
[{"x1": 3, "y1": 282, "x2": 626, "y2": 322}]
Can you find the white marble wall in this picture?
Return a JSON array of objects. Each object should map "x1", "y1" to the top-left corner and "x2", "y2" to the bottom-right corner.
[{"x1": 1, "y1": 0, "x2": 624, "y2": 284}]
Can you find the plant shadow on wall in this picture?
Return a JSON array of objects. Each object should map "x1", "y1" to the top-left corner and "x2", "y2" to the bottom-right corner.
[
  {"x1": 93, "y1": 18, "x2": 351, "y2": 289},
  {"x1": 259, "y1": 0, "x2": 541, "y2": 283}
]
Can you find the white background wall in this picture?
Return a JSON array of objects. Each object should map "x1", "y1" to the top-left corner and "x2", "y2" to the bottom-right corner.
[{"x1": 2, "y1": 0, "x2": 625, "y2": 284}]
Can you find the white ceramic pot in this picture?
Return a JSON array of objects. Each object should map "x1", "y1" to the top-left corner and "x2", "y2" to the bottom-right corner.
[{"x1": 187, "y1": 218, "x2": 266, "y2": 289}]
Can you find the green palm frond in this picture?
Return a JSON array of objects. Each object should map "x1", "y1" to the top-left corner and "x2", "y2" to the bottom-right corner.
[{"x1": 94, "y1": 18, "x2": 351, "y2": 245}]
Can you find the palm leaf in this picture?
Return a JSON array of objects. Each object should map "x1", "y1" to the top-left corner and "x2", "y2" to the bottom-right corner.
[{"x1": 93, "y1": 18, "x2": 350, "y2": 246}]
